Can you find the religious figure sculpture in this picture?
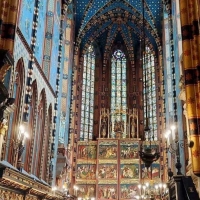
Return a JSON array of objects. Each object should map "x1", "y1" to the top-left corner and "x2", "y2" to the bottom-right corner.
[
  {"x1": 101, "y1": 120, "x2": 107, "y2": 138},
  {"x1": 131, "y1": 118, "x2": 136, "y2": 138},
  {"x1": 99, "y1": 108, "x2": 110, "y2": 138},
  {"x1": 114, "y1": 120, "x2": 124, "y2": 132}
]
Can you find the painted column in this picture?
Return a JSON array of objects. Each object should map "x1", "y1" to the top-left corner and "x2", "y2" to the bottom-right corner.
[
  {"x1": 179, "y1": 0, "x2": 200, "y2": 176},
  {"x1": 0, "y1": 0, "x2": 19, "y2": 80},
  {"x1": 191, "y1": 0, "x2": 200, "y2": 191},
  {"x1": 0, "y1": 0, "x2": 19, "y2": 52}
]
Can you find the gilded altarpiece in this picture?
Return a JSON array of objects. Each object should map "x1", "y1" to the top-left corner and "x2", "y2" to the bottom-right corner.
[
  {"x1": 119, "y1": 140, "x2": 140, "y2": 200},
  {"x1": 75, "y1": 140, "x2": 160, "y2": 200},
  {"x1": 76, "y1": 141, "x2": 97, "y2": 199},
  {"x1": 97, "y1": 140, "x2": 118, "y2": 200}
]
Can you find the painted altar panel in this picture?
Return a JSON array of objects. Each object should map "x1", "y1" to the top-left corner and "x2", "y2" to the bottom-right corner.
[
  {"x1": 120, "y1": 140, "x2": 139, "y2": 159},
  {"x1": 151, "y1": 162, "x2": 160, "y2": 179},
  {"x1": 120, "y1": 163, "x2": 139, "y2": 179},
  {"x1": 98, "y1": 164, "x2": 117, "y2": 179},
  {"x1": 78, "y1": 144, "x2": 97, "y2": 159},
  {"x1": 77, "y1": 185, "x2": 96, "y2": 199},
  {"x1": 98, "y1": 184, "x2": 118, "y2": 200},
  {"x1": 141, "y1": 162, "x2": 160, "y2": 179},
  {"x1": 76, "y1": 164, "x2": 96, "y2": 179},
  {"x1": 120, "y1": 183, "x2": 139, "y2": 200},
  {"x1": 141, "y1": 141, "x2": 160, "y2": 180},
  {"x1": 76, "y1": 141, "x2": 97, "y2": 192},
  {"x1": 141, "y1": 142, "x2": 160, "y2": 155},
  {"x1": 97, "y1": 140, "x2": 118, "y2": 200},
  {"x1": 98, "y1": 140, "x2": 118, "y2": 159}
]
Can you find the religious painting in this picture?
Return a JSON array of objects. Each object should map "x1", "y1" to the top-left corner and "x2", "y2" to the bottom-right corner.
[
  {"x1": 77, "y1": 184, "x2": 96, "y2": 199},
  {"x1": 141, "y1": 163, "x2": 151, "y2": 179},
  {"x1": 98, "y1": 164, "x2": 117, "y2": 179},
  {"x1": 151, "y1": 163, "x2": 160, "y2": 178},
  {"x1": 78, "y1": 145, "x2": 97, "y2": 159},
  {"x1": 120, "y1": 183, "x2": 139, "y2": 199},
  {"x1": 120, "y1": 164, "x2": 139, "y2": 179},
  {"x1": 98, "y1": 140, "x2": 117, "y2": 159},
  {"x1": 141, "y1": 142, "x2": 160, "y2": 155},
  {"x1": 120, "y1": 141, "x2": 139, "y2": 159},
  {"x1": 141, "y1": 162, "x2": 160, "y2": 179},
  {"x1": 98, "y1": 185, "x2": 117, "y2": 199},
  {"x1": 76, "y1": 164, "x2": 96, "y2": 179}
]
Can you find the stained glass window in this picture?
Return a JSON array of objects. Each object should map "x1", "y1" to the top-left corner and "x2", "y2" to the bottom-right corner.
[
  {"x1": 111, "y1": 49, "x2": 127, "y2": 138},
  {"x1": 143, "y1": 47, "x2": 157, "y2": 140},
  {"x1": 80, "y1": 45, "x2": 95, "y2": 141}
]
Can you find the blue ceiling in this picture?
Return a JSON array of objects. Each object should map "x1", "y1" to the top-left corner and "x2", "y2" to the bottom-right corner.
[{"x1": 75, "y1": 0, "x2": 162, "y2": 54}]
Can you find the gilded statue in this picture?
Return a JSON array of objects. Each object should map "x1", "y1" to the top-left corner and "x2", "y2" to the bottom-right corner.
[
  {"x1": 131, "y1": 119, "x2": 136, "y2": 138},
  {"x1": 114, "y1": 120, "x2": 124, "y2": 132},
  {"x1": 101, "y1": 118, "x2": 107, "y2": 138}
]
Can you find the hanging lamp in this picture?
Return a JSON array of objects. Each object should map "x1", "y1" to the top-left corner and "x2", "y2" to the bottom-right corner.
[{"x1": 139, "y1": 0, "x2": 160, "y2": 169}]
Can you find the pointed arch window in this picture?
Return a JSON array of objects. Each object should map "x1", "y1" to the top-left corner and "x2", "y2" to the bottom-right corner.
[
  {"x1": 80, "y1": 45, "x2": 95, "y2": 141},
  {"x1": 32, "y1": 92, "x2": 46, "y2": 176},
  {"x1": 24, "y1": 81, "x2": 37, "y2": 173},
  {"x1": 111, "y1": 49, "x2": 127, "y2": 137},
  {"x1": 7, "y1": 59, "x2": 24, "y2": 164},
  {"x1": 143, "y1": 47, "x2": 157, "y2": 140}
]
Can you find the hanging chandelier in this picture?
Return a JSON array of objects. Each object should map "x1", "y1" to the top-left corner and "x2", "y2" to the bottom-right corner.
[
  {"x1": 138, "y1": 0, "x2": 160, "y2": 169},
  {"x1": 139, "y1": 145, "x2": 160, "y2": 169},
  {"x1": 136, "y1": 181, "x2": 168, "y2": 200}
]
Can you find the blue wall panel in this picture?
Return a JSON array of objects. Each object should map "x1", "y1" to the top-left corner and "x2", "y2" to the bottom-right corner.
[
  {"x1": 172, "y1": 1, "x2": 185, "y2": 175},
  {"x1": 50, "y1": 21, "x2": 59, "y2": 91},
  {"x1": 35, "y1": 0, "x2": 48, "y2": 65},
  {"x1": 19, "y1": 0, "x2": 35, "y2": 45}
]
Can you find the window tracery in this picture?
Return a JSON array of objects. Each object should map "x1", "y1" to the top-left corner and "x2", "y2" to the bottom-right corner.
[
  {"x1": 143, "y1": 47, "x2": 157, "y2": 140},
  {"x1": 80, "y1": 45, "x2": 95, "y2": 141},
  {"x1": 111, "y1": 49, "x2": 127, "y2": 138}
]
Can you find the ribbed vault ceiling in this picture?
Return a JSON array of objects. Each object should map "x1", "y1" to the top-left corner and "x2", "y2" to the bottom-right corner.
[{"x1": 75, "y1": 0, "x2": 163, "y2": 54}]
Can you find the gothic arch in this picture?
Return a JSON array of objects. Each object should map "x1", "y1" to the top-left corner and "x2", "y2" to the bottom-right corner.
[
  {"x1": 31, "y1": 88, "x2": 47, "y2": 177},
  {"x1": 24, "y1": 80, "x2": 38, "y2": 172},
  {"x1": 7, "y1": 58, "x2": 25, "y2": 165}
]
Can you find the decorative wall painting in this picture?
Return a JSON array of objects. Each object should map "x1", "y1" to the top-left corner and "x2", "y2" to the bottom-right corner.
[
  {"x1": 98, "y1": 140, "x2": 117, "y2": 159},
  {"x1": 142, "y1": 142, "x2": 159, "y2": 155},
  {"x1": 98, "y1": 185, "x2": 117, "y2": 199},
  {"x1": 120, "y1": 163, "x2": 139, "y2": 179},
  {"x1": 151, "y1": 162, "x2": 160, "y2": 179},
  {"x1": 141, "y1": 162, "x2": 160, "y2": 179},
  {"x1": 120, "y1": 141, "x2": 139, "y2": 159},
  {"x1": 76, "y1": 164, "x2": 96, "y2": 179},
  {"x1": 120, "y1": 183, "x2": 139, "y2": 199},
  {"x1": 98, "y1": 164, "x2": 117, "y2": 179},
  {"x1": 78, "y1": 145, "x2": 97, "y2": 159},
  {"x1": 77, "y1": 185, "x2": 96, "y2": 199}
]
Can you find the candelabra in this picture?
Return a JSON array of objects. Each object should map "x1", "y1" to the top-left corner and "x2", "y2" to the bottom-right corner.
[
  {"x1": 77, "y1": 196, "x2": 95, "y2": 200},
  {"x1": 139, "y1": 126, "x2": 160, "y2": 169},
  {"x1": 136, "y1": 182, "x2": 168, "y2": 200},
  {"x1": 5, "y1": 124, "x2": 29, "y2": 171},
  {"x1": 164, "y1": 125, "x2": 193, "y2": 175},
  {"x1": 73, "y1": 185, "x2": 95, "y2": 200}
]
